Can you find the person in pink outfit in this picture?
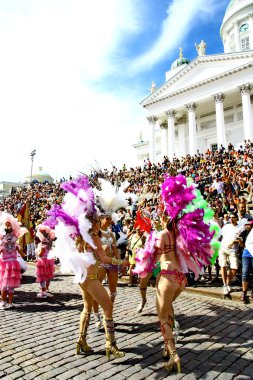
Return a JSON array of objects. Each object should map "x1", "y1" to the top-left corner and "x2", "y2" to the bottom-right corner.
[
  {"x1": 35, "y1": 224, "x2": 56, "y2": 298},
  {"x1": 0, "y1": 212, "x2": 27, "y2": 309}
]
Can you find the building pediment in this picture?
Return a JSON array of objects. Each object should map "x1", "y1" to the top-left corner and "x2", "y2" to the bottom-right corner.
[{"x1": 141, "y1": 51, "x2": 253, "y2": 108}]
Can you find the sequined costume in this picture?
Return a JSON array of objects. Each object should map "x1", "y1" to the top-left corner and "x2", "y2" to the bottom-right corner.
[{"x1": 99, "y1": 229, "x2": 118, "y2": 271}]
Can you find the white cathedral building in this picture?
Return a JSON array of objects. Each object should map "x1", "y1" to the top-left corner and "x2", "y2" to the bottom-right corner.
[{"x1": 134, "y1": 0, "x2": 253, "y2": 162}]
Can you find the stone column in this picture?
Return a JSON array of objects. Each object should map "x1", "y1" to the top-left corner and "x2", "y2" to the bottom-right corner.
[
  {"x1": 239, "y1": 83, "x2": 253, "y2": 141},
  {"x1": 165, "y1": 110, "x2": 176, "y2": 161},
  {"x1": 160, "y1": 122, "x2": 168, "y2": 159},
  {"x1": 147, "y1": 116, "x2": 157, "y2": 163},
  {"x1": 213, "y1": 93, "x2": 227, "y2": 149},
  {"x1": 185, "y1": 103, "x2": 197, "y2": 156},
  {"x1": 178, "y1": 124, "x2": 186, "y2": 157}
]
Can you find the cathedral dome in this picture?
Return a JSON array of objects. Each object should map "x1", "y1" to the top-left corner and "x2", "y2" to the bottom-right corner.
[
  {"x1": 221, "y1": 0, "x2": 253, "y2": 32},
  {"x1": 170, "y1": 48, "x2": 190, "y2": 70},
  {"x1": 25, "y1": 166, "x2": 54, "y2": 184},
  {"x1": 220, "y1": 0, "x2": 253, "y2": 53}
]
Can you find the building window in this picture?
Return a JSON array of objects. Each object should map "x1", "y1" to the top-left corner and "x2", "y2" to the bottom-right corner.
[
  {"x1": 237, "y1": 111, "x2": 243, "y2": 121},
  {"x1": 241, "y1": 36, "x2": 250, "y2": 51},
  {"x1": 211, "y1": 144, "x2": 218, "y2": 152},
  {"x1": 240, "y1": 23, "x2": 249, "y2": 33},
  {"x1": 224, "y1": 114, "x2": 234, "y2": 124},
  {"x1": 200, "y1": 120, "x2": 216, "y2": 130}
]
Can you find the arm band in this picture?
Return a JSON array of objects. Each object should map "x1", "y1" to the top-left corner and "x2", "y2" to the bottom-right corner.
[{"x1": 111, "y1": 258, "x2": 123, "y2": 265}]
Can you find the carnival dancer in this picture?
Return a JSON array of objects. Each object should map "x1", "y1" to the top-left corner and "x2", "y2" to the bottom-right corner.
[
  {"x1": 134, "y1": 175, "x2": 219, "y2": 373},
  {"x1": 0, "y1": 212, "x2": 27, "y2": 309},
  {"x1": 35, "y1": 224, "x2": 56, "y2": 298},
  {"x1": 92, "y1": 178, "x2": 135, "y2": 329},
  {"x1": 93, "y1": 213, "x2": 122, "y2": 329},
  {"x1": 46, "y1": 175, "x2": 128, "y2": 359},
  {"x1": 130, "y1": 211, "x2": 151, "y2": 311},
  {"x1": 155, "y1": 213, "x2": 186, "y2": 372}
]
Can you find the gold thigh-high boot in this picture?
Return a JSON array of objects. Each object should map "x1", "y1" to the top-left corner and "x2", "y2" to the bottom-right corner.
[
  {"x1": 103, "y1": 317, "x2": 125, "y2": 360},
  {"x1": 76, "y1": 311, "x2": 92, "y2": 354},
  {"x1": 161, "y1": 316, "x2": 181, "y2": 373}
]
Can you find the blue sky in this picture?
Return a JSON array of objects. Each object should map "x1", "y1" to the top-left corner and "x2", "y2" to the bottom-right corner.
[{"x1": 0, "y1": 0, "x2": 229, "y2": 182}]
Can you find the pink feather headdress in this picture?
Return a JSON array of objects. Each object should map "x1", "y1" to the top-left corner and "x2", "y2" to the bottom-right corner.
[
  {"x1": 0, "y1": 212, "x2": 28, "y2": 239},
  {"x1": 36, "y1": 224, "x2": 55, "y2": 242}
]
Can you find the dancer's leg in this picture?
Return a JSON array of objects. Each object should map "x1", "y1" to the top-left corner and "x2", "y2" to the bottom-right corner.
[
  {"x1": 137, "y1": 273, "x2": 152, "y2": 313},
  {"x1": 82, "y1": 279, "x2": 124, "y2": 359},
  {"x1": 93, "y1": 267, "x2": 106, "y2": 328},
  {"x1": 156, "y1": 275, "x2": 184, "y2": 372},
  {"x1": 77, "y1": 284, "x2": 93, "y2": 354},
  {"x1": 107, "y1": 269, "x2": 118, "y2": 304}
]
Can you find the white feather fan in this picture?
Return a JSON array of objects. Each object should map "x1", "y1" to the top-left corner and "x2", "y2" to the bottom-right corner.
[{"x1": 49, "y1": 222, "x2": 96, "y2": 284}]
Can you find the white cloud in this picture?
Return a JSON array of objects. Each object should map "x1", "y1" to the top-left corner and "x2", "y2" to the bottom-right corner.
[
  {"x1": 0, "y1": 0, "x2": 226, "y2": 183},
  {"x1": 0, "y1": 0, "x2": 145, "y2": 182},
  {"x1": 128, "y1": 0, "x2": 221, "y2": 74}
]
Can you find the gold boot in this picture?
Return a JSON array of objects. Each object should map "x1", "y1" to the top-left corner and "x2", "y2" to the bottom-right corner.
[
  {"x1": 103, "y1": 317, "x2": 125, "y2": 360},
  {"x1": 76, "y1": 335, "x2": 92, "y2": 355},
  {"x1": 164, "y1": 350, "x2": 181, "y2": 373},
  {"x1": 77, "y1": 311, "x2": 92, "y2": 354},
  {"x1": 163, "y1": 344, "x2": 170, "y2": 358}
]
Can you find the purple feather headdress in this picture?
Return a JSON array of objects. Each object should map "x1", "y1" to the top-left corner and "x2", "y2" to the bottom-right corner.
[
  {"x1": 45, "y1": 175, "x2": 98, "y2": 282},
  {"x1": 61, "y1": 175, "x2": 96, "y2": 216},
  {"x1": 161, "y1": 174, "x2": 196, "y2": 220},
  {"x1": 47, "y1": 204, "x2": 79, "y2": 232}
]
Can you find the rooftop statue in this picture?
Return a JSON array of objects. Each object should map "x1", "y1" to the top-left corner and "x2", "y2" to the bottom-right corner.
[
  {"x1": 195, "y1": 40, "x2": 207, "y2": 56},
  {"x1": 149, "y1": 80, "x2": 156, "y2": 94}
]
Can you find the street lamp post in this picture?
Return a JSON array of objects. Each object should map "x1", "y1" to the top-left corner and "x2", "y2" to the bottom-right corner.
[{"x1": 30, "y1": 149, "x2": 36, "y2": 183}]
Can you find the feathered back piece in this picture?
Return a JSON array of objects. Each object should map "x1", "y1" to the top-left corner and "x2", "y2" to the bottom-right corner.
[
  {"x1": 0, "y1": 212, "x2": 28, "y2": 239},
  {"x1": 134, "y1": 211, "x2": 152, "y2": 233},
  {"x1": 161, "y1": 175, "x2": 219, "y2": 279},
  {"x1": 133, "y1": 231, "x2": 157, "y2": 278},
  {"x1": 46, "y1": 175, "x2": 97, "y2": 283}
]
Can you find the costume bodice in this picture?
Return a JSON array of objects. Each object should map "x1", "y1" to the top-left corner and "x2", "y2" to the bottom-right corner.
[
  {"x1": 100, "y1": 230, "x2": 114, "y2": 251},
  {"x1": 39, "y1": 242, "x2": 50, "y2": 258},
  {"x1": 0, "y1": 233, "x2": 18, "y2": 260}
]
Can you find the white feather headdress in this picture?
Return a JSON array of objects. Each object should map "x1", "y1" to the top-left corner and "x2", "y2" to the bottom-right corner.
[{"x1": 94, "y1": 179, "x2": 129, "y2": 215}]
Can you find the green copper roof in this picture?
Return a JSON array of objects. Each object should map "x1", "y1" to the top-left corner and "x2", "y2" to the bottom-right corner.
[
  {"x1": 171, "y1": 57, "x2": 190, "y2": 70},
  {"x1": 170, "y1": 48, "x2": 190, "y2": 70}
]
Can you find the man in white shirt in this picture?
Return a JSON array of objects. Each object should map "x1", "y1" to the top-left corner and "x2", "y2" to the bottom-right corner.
[
  {"x1": 210, "y1": 177, "x2": 224, "y2": 197},
  {"x1": 219, "y1": 213, "x2": 245, "y2": 295}
]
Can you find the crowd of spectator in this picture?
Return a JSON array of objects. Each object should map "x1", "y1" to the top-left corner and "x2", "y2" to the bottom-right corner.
[{"x1": 0, "y1": 139, "x2": 253, "y2": 298}]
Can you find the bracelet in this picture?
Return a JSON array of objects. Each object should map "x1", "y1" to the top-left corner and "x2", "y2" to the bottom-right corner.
[{"x1": 111, "y1": 258, "x2": 123, "y2": 265}]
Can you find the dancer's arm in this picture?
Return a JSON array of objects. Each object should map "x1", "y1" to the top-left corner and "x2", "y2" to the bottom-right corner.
[{"x1": 93, "y1": 234, "x2": 128, "y2": 265}]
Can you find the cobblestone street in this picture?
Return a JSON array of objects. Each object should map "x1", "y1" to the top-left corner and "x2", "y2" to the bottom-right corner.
[{"x1": 0, "y1": 266, "x2": 253, "y2": 380}]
